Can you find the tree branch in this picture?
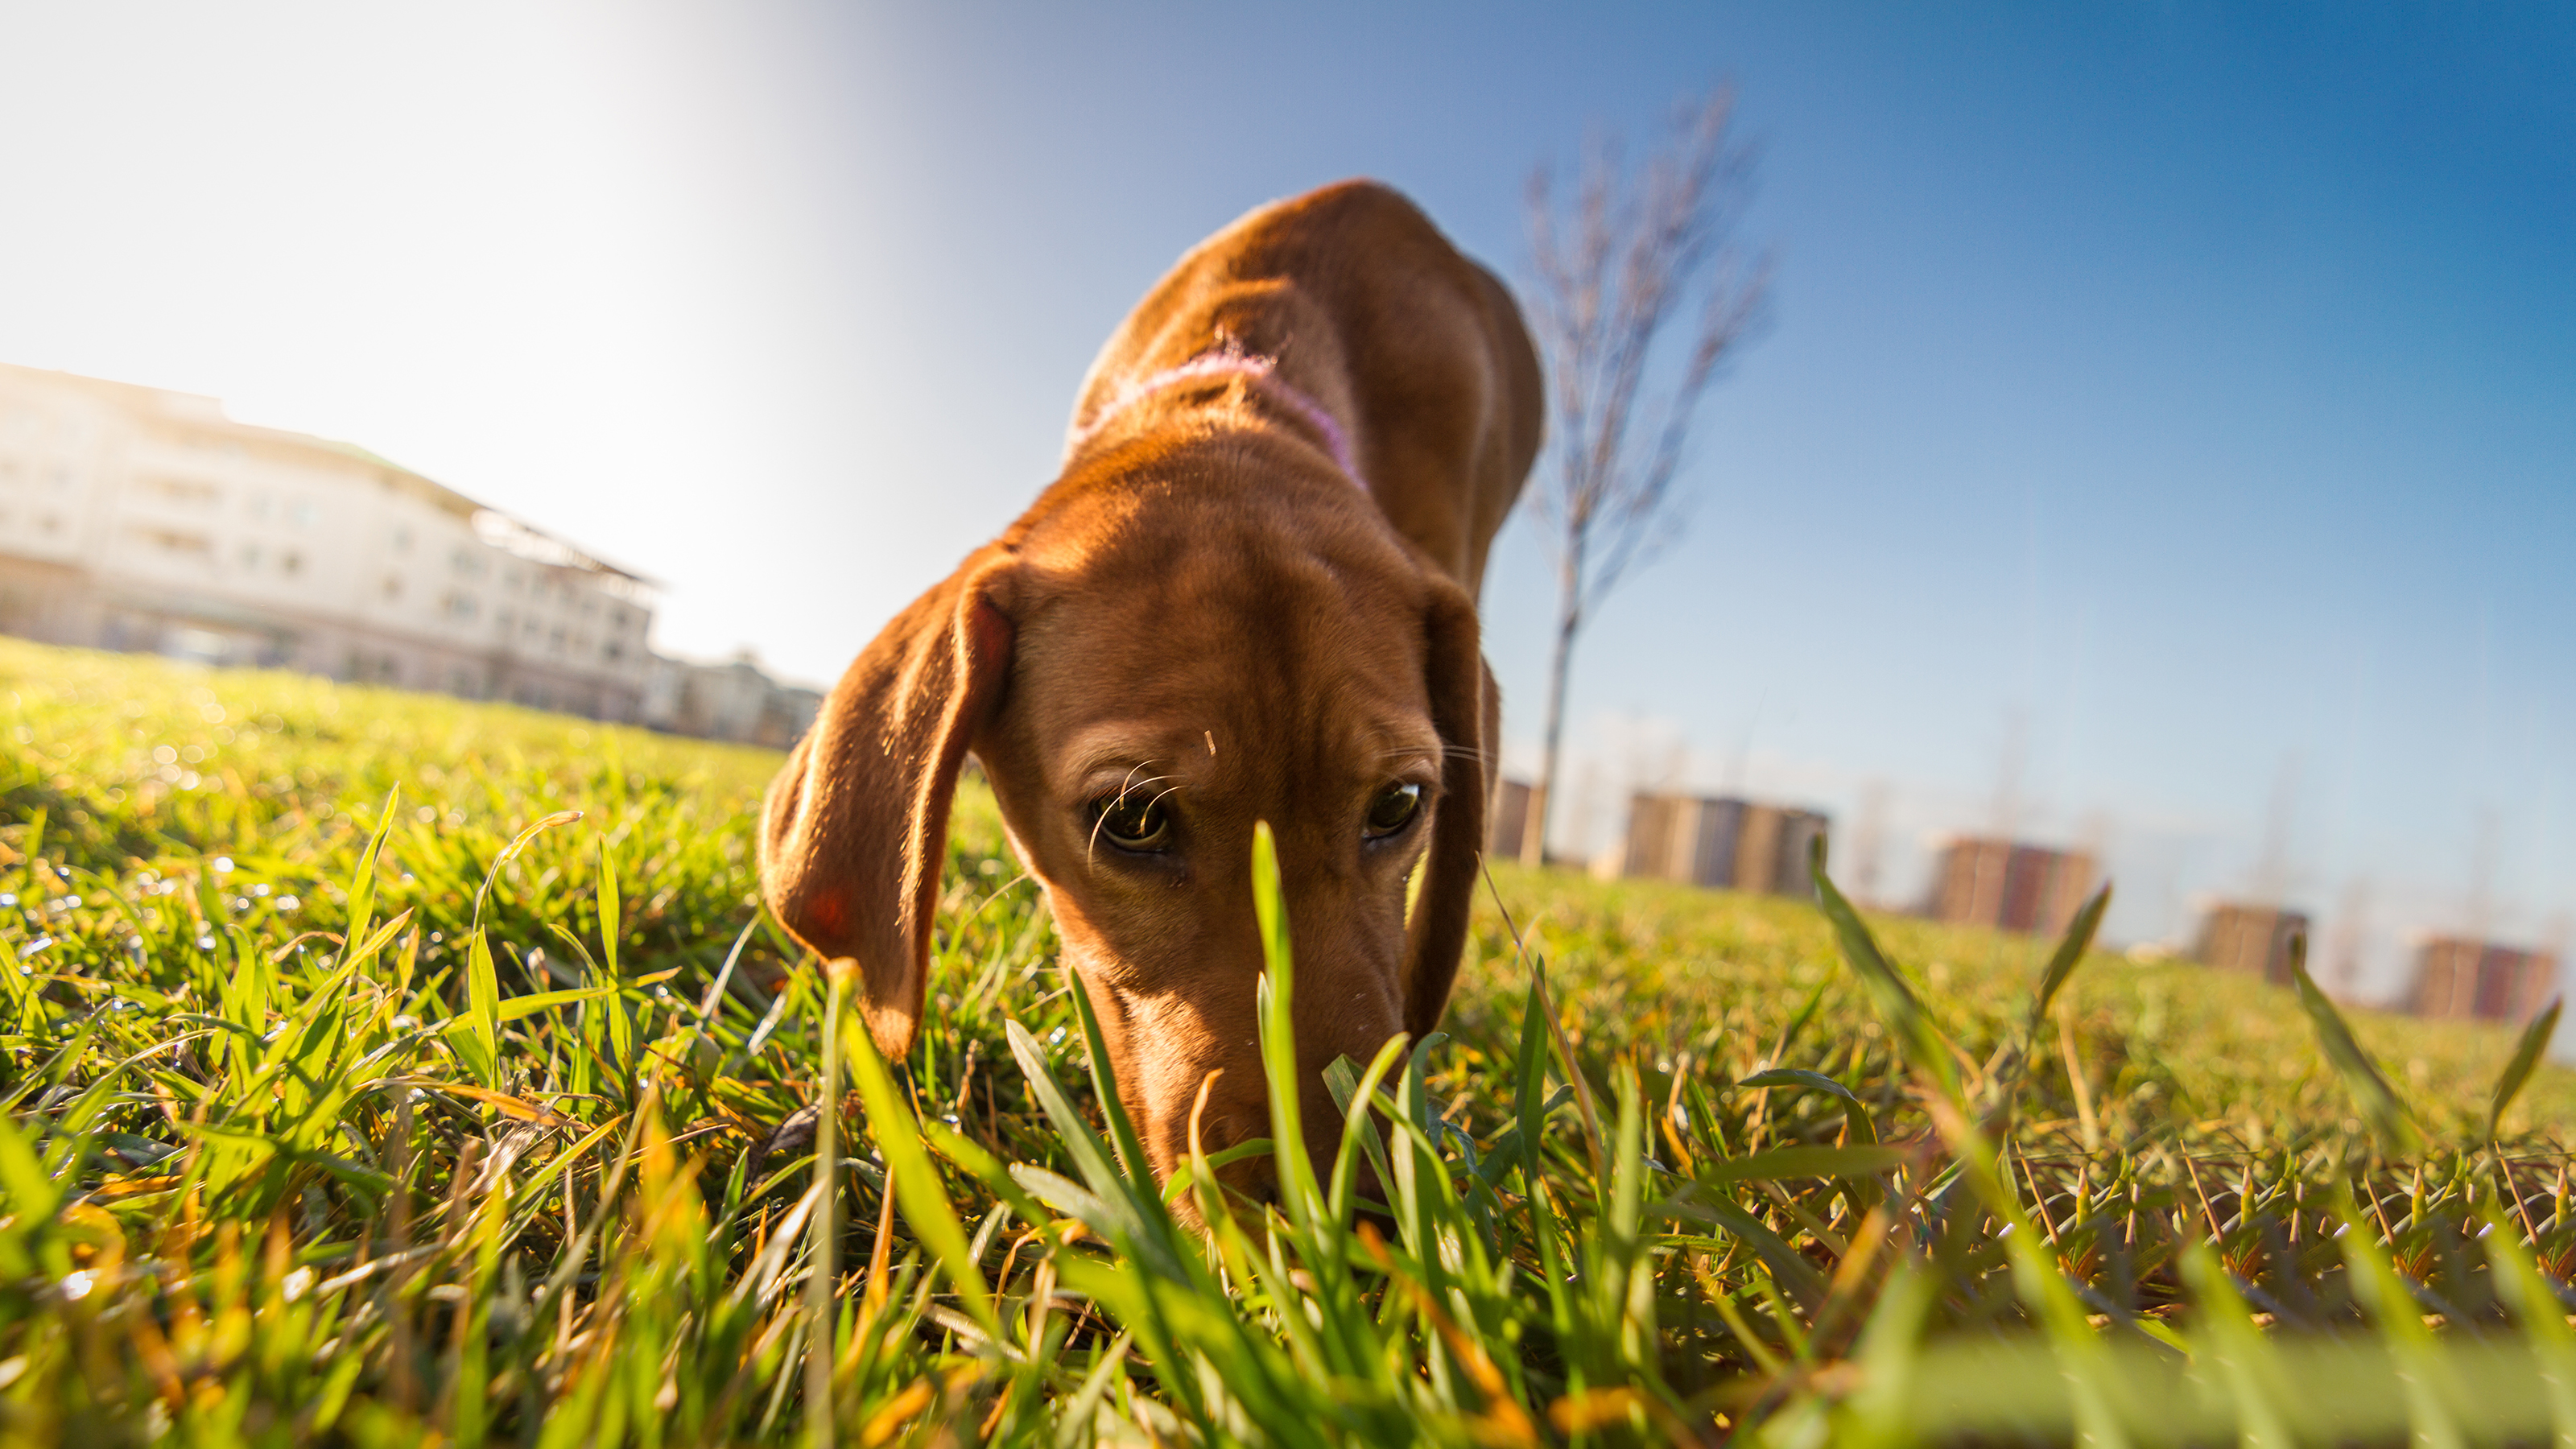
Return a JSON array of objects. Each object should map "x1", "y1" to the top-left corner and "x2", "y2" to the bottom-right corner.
[{"x1": 1516, "y1": 85, "x2": 1773, "y2": 858}]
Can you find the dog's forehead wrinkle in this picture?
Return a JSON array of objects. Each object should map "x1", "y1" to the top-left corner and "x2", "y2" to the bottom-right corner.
[
  {"x1": 1042, "y1": 602, "x2": 1432, "y2": 762},
  {"x1": 1061, "y1": 719, "x2": 1430, "y2": 811},
  {"x1": 1063, "y1": 732, "x2": 1188, "y2": 787}
]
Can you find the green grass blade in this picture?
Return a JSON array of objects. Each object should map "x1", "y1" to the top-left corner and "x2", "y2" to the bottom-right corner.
[
  {"x1": 1692, "y1": 1144, "x2": 1909, "y2": 1185},
  {"x1": 471, "y1": 807, "x2": 584, "y2": 925},
  {"x1": 919, "y1": 1118, "x2": 1050, "y2": 1225},
  {"x1": 1323, "y1": 1035, "x2": 1409, "y2": 1228},
  {"x1": 1002, "y1": 1018, "x2": 1164, "y2": 1270},
  {"x1": 1066, "y1": 967, "x2": 1154, "y2": 1193},
  {"x1": 2289, "y1": 934, "x2": 2421, "y2": 1158},
  {"x1": 2338, "y1": 1191, "x2": 2470, "y2": 1448},
  {"x1": 596, "y1": 832, "x2": 621, "y2": 980},
  {"x1": 1001, "y1": 1019, "x2": 1125, "y2": 1199},
  {"x1": 593, "y1": 836, "x2": 634, "y2": 1092},
  {"x1": 2179, "y1": 1238, "x2": 2298, "y2": 1449},
  {"x1": 460, "y1": 926, "x2": 502, "y2": 1087},
  {"x1": 805, "y1": 968, "x2": 842, "y2": 1449},
  {"x1": 1251, "y1": 821, "x2": 1325, "y2": 1243},
  {"x1": 2487, "y1": 997, "x2": 2563, "y2": 1141},
  {"x1": 1738, "y1": 1067, "x2": 1879, "y2": 1146},
  {"x1": 341, "y1": 784, "x2": 399, "y2": 958},
  {"x1": 1051, "y1": 1334, "x2": 1134, "y2": 1449},
  {"x1": 2482, "y1": 1204, "x2": 2576, "y2": 1443},
  {"x1": 2032, "y1": 881, "x2": 2111, "y2": 1023},
  {"x1": 493, "y1": 983, "x2": 617, "y2": 1022},
  {"x1": 452, "y1": 1164, "x2": 509, "y2": 1447},
  {"x1": 222, "y1": 922, "x2": 269, "y2": 1080},
  {"x1": 1512, "y1": 967, "x2": 1554, "y2": 1191},
  {"x1": 1736, "y1": 1067, "x2": 1857, "y2": 1101},
  {"x1": 1651, "y1": 1192, "x2": 1830, "y2": 1307},
  {"x1": 1832, "y1": 1258, "x2": 1938, "y2": 1449},
  {"x1": 0, "y1": 1106, "x2": 60, "y2": 1227},
  {"x1": 1775, "y1": 977, "x2": 1832, "y2": 1062},
  {"x1": 1810, "y1": 837, "x2": 1958, "y2": 1100},
  {"x1": 844, "y1": 997, "x2": 1001, "y2": 1338}
]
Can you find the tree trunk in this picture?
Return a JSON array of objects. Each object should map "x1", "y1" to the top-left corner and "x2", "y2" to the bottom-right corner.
[{"x1": 1525, "y1": 543, "x2": 1584, "y2": 866}]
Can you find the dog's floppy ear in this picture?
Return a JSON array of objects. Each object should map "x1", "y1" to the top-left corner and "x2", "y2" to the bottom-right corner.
[
  {"x1": 760, "y1": 555, "x2": 1014, "y2": 1059},
  {"x1": 1402, "y1": 581, "x2": 1489, "y2": 1042}
]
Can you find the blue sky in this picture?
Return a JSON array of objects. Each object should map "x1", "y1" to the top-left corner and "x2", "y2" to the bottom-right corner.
[{"x1": 1, "y1": 3, "x2": 2570, "y2": 999}]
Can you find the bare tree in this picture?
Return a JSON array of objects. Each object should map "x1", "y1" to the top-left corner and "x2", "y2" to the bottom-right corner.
[{"x1": 1518, "y1": 88, "x2": 1772, "y2": 865}]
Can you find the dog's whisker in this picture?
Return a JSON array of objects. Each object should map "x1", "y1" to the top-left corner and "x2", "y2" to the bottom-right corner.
[
  {"x1": 1085, "y1": 769, "x2": 1187, "y2": 865},
  {"x1": 1113, "y1": 774, "x2": 1178, "y2": 803}
]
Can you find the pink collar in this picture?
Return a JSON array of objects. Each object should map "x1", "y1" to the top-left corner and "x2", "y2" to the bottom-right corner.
[{"x1": 1070, "y1": 344, "x2": 1365, "y2": 489}]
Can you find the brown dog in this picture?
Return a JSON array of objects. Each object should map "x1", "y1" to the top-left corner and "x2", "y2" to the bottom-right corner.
[{"x1": 760, "y1": 180, "x2": 1542, "y2": 1191}]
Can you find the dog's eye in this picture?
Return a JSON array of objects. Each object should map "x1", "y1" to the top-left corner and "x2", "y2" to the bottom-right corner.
[
  {"x1": 1092, "y1": 793, "x2": 1172, "y2": 852},
  {"x1": 1364, "y1": 782, "x2": 1423, "y2": 838}
]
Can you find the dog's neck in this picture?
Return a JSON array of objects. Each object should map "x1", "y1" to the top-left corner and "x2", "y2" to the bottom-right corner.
[{"x1": 1071, "y1": 343, "x2": 1364, "y2": 489}]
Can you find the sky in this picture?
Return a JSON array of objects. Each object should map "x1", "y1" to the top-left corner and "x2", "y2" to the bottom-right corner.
[{"x1": 0, "y1": 3, "x2": 2570, "y2": 1005}]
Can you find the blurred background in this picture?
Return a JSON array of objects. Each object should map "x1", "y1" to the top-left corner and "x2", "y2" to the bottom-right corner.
[{"x1": 0, "y1": 3, "x2": 2568, "y2": 1034}]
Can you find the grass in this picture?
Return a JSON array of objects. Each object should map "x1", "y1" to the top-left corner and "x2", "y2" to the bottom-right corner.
[{"x1": 0, "y1": 633, "x2": 2568, "y2": 1446}]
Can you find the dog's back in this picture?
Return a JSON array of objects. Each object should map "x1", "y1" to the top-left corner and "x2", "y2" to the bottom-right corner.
[{"x1": 1065, "y1": 180, "x2": 1543, "y2": 597}]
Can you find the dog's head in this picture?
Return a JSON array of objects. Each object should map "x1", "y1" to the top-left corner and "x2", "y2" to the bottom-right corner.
[{"x1": 759, "y1": 443, "x2": 1488, "y2": 1192}]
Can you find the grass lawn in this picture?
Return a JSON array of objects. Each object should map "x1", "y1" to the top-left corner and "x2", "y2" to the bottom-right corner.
[{"x1": 0, "y1": 636, "x2": 2567, "y2": 1446}]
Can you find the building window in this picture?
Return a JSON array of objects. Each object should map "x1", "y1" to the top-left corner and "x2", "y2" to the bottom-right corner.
[
  {"x1": 238, "y1": 542, "x2": 262, "y2": 571},
  {"x1": 130, "y1": 525, "x2": 209, "y2": 555},
  {"x1": 391, "y1": 524, "x2": 411, "y2": 552},
  {"x1": 248, "y1": 493, "x2": 270, "y2": 521},
  {"x1": 144, "y1": 477, "x2": 221, "y2": 506},
  {"x1": 445, "y1": 592, "x2": 477, "y2": 621},
  {"x1": 281, "y1": 550, "x2": 303, "y2": 576},
  {"x1": 382, "y1": 575, "x2": 402, "y2": 601},
  {"x1": 288, "y1": 501, "x2": 318, "y2": 528},
  {"x1": 603, "y1": 640, "x2": 622, "y2": 662}
]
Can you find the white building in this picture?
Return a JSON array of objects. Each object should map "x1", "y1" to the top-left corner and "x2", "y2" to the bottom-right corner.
[
  {"x1": 0, "y1": 362, "x2": 654, "y2": 720},
  {"x1": 641, "y1": 650, "x2": 824, "y2": 749}
]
